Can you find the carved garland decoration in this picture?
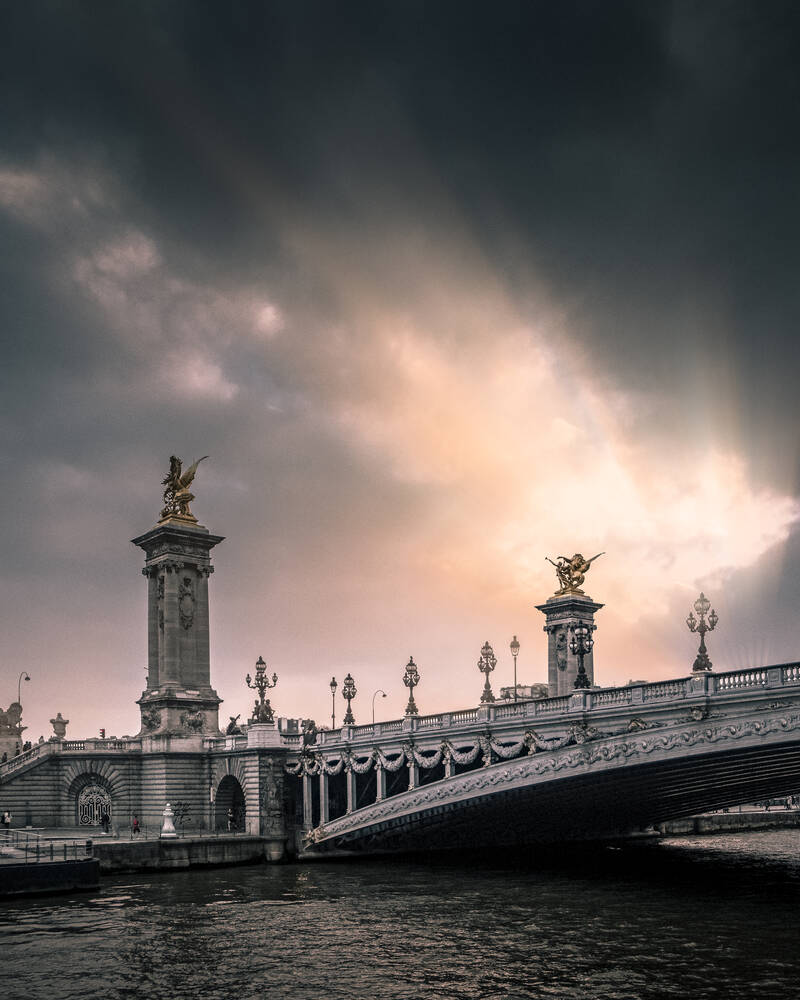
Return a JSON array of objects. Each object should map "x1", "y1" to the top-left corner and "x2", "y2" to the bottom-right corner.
[{"x1": 284, "y1": 727, "x2": 590, "y2": 778}]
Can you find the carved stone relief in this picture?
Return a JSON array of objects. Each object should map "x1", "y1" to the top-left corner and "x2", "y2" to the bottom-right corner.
[
  {"x1": 142, "y1": 708, "x2": 162, "y2": 731},
  {"x1": 180, "y1": 710, "x2": 204, "y2": 732},
  {"x1": 555, "y1": 630, "x2": 567, "y2": 671},
  {"x1": 179, "y1": 577, "x2": 194, "y2": 630}
]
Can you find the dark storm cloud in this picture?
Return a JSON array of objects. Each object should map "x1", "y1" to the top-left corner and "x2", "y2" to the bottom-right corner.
[
  {"x1": 2, "y1": 1, "x2": 800, "y2": 738},
  {"x1": 6, "y1": 2, "x2": 799, "y2": 406}
]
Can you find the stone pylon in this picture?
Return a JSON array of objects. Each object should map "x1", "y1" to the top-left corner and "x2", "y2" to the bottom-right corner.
[
  {"x1": 132, "y1": 515, "x2": 224, "y2": 737},
  {"x1": 535, "y1": 593, "x2": 604, "y2": 696}
]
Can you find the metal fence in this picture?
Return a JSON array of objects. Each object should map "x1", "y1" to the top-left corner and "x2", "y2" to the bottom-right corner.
[{"x1": 0, "y1": 829, "x2": 93, "y2": 864}]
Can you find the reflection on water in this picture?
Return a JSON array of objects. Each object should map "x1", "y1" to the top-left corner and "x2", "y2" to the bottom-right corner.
[{"x1": 2, "y1": 831, "x2": 799, "y2": 1000}]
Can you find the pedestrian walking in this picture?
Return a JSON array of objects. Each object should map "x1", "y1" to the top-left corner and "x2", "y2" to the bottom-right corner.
[
  {"x1": 132, "y1": 815, "x2": 140, "y2": 836},
  {"x1": 1, "y1": 810, "x2": 11, "y2": 831},
  {"x1": 100, "y1": 808, "x2": 111, "y2": 835}
]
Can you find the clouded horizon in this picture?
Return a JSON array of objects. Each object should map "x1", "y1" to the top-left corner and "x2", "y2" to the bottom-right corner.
[{"x1": 2, "y1": 2, "x2": 800, "y2": 741}]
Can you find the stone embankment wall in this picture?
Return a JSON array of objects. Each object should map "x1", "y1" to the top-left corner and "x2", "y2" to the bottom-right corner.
[
  {"x1": 0, "y1": 750, "x2": 212, "y2": 832},
  {"x1": 0, "y1": 859, "x2": 100, "y2": 897},
  {"x1": 657, "y1": 810, "x2": 800, "y2": 835},
  {"x1": 92, "y1": 835, "x2": 267, "y2": 872}
]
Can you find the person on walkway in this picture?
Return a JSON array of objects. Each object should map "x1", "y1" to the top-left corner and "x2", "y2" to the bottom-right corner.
[
  {"x1": 100, "y1": 809, "x2": 110, "y2": 835},
  {"x1": 132, "y1": 815, "x2": 140, "y2": 836},
  {"x1": 1, "y1": 810, "x2": 11, "y2": 831},
  {"x1": 227, "y1": 807, "x2": 234, "y2": 832}
]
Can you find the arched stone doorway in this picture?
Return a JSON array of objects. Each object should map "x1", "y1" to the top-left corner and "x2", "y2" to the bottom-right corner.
[
  {"x1": 76, "y1": 780, "x2": 113, "y2": 827},
  {"x1": 215, "y1": 774, "x2": 246, "y2": 831}
]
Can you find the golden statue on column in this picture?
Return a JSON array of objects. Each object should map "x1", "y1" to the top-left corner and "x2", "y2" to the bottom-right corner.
[
  {"x1": 546, "y1": 552, "x2": 604, "y2": 596},
  {"x1": 160, "y1": 455, "x2": 208, "y2": 522}
]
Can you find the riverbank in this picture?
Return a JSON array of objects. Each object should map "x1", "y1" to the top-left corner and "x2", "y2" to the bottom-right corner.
[
  {"x1": 2, "y1": 828, "x2": 279, "y2": 878},
  {"x1": 92, "y1": 833, "x2": 268, "y2": 872},
  {"x1": 655, "y1": 808, "x2": 800, "y2": 836},
  {"x1": 0, "y1": 859, "x2": 100, "y2": 897}
]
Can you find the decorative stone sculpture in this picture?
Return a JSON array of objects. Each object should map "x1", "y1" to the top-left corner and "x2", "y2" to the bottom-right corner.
[
  {"x1": 141, "y1": 707, "x2": 162, "y2": 731},
  {"x1": 252, "y1": 698, "x2": 275, "y2": 724},
  {"x1": 180, "y1": 710, "x2": 204, "y2": 733},
  {"x1": 226, "y1": 714, "x2": 242, "y2": 735},
  {"x1": 50, "y1": 712, "x2": 69, "y2": 738},
  {"x1": 160, "y1": 802, "x2": 178, "y2": 839}
]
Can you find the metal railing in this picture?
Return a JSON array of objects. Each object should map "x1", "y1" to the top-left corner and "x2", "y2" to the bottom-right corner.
[{"x1": 0, "y1": 830, "x2": 93, "y2": 864}]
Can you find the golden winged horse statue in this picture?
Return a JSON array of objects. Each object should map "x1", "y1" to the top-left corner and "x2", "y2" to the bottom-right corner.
[{"x1": 160, "y1": 455, "x2": 209, "y2": 521}]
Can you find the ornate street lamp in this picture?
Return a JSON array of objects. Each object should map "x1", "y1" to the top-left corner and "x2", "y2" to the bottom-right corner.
[
  {"x1": 403, "y1": 656, "x2": 420, "y2": 716},
  {"x1": 372, "y1": 689, "x2": 387, "y2": 725},
  {"x1": 686, "y1": 592, "x2": 718, "y2": 672},
  {"x1": 478, "y1": 641, "x2": 497, "y2": 704},
  {"x1": 510, "y1": 636, "x2": 520, "y2": 702},
  {"x1": 569, "y1": 625, "x2": 593, "y2": 689},
  {"x1": 246, "y1": 655, "x2": 278, "y2": 722},
  {"x1": 330, "y1": 676, "x2": 338, "y2": 729},
  {"x1": 342, "y1": 673, "x2": 357, "y2": 725}
]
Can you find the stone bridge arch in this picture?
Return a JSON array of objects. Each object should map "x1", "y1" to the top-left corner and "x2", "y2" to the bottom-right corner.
[{"x1": 211, "y1": 757, "x2": 249, "y2": 831}]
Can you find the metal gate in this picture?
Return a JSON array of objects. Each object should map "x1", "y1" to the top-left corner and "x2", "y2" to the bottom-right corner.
[{"x1": 77, "y1": 783, "x2": 112, "y2": 826}]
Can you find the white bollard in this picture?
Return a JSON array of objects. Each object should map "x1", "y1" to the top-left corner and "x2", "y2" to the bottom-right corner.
[{"x1": 160, "y1": 802, "x2": 178, "y2": 839}]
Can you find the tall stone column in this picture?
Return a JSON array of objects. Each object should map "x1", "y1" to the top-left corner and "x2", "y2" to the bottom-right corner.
[
  {"x1": 132, "y1": 518, "x2": 224, "y2": 737},
  {"x1": 144, "y1": 567, "x2": 160, "y2": 690},
  {"x1": 193, "y1": 567, "x2": 213, "y2": 690},
  {"x1": 375, "y1": 762, "x2": 386, "y2": 802},
  {"x1": 319, "y1": 772, "x2": 330, "y2": 824},
  {"x1": 536, "y1": 594, "x2": 603, "y2": 696},
  {"x1": 345, "y1": 767, "x2": 357, "y2": 814},
  {"x1": 161, "y1": 561, "x2": 181, "y2": 687},
  {"x1": 302, "y1": 774, "x2": 313, "y2": 830}
]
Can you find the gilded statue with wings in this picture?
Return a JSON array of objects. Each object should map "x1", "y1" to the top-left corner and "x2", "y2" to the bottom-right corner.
[
  {"x1": 545, "y1": 551, "x2": 604, "y2": 596},
  {"x1": 160, "y1": 455, "x2": 208, "y2": 521}
]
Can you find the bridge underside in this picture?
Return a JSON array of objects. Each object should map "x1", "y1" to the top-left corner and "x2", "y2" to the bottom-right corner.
[{"x1": 306, "y1": 738, "x2": 800, "y2": 856}]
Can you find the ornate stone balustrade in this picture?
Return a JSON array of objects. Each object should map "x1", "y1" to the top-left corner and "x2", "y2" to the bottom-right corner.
[{"x1": 0, "y1": 736, "x2": 149, "y2": 781}]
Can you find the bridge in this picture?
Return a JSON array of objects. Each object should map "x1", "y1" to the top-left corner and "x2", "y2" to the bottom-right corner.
[{"x1": 290, "y1": 662, "x2": 800, "y2": 855}]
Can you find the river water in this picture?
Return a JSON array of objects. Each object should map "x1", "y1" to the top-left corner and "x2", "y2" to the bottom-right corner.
[{"x1": 2, "y1": 831, "x2": 799, "y2": 1000}]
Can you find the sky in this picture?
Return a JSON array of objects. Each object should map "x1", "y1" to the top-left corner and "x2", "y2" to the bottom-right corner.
[{"x1": 2, "y1": 1, "x2": 800, "y2": 742}]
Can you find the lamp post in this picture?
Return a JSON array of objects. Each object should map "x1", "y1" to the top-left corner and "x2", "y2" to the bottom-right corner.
[
  {"x1": 342, "y1": 673, "x2": 357, "y2": 725},
  {"x1": 330, "y1": 676, "x2": 338, "y2": 729},
  {"x1": 16, "y1": 672, "x2": 30, "y2": 736},
  {"x1": 509, "y1": 636, "x2": 520, "y2": 702},
  {"x1": 372, "y1": 689, "x2": 387, "y2": 725},
  {"x1": 478, "y1": 641, "x2": 496, "y2": 704},
  {"x1": 404, "y1": 656, "x2": 420, "y2": 716},
  {"x1": 246, "y1": 655, "x2": 278, "y2": 722},
  {"x1": 569, "y1": 625, "x2": 593, "y2": 689},
  {"x1": 686, "y1": 592, "x2": 718, "y2": 672},
  {"x1": 17, "y1": 672, "x2": 30, "y2": 709}
]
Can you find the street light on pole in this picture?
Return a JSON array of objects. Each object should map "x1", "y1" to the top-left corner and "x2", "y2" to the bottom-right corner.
[
  {"x1": 18, "y1": 672, "x2": 30, "y2": 707},
  {"x1": 569, "y1": 625, "x2": 593, "y2": 689},
  {"x1": 330, "y1": 677, "x2": 338, "y2": 729},
  {"x1": 510, "y1": 636, "x2": 520, "y2": 702},
  {"x1": 372, "y1": 689, "x2": 387, "y2": 725},
  {"x1": 686, "y1": 592, "x2": 718, "y2": 672}
]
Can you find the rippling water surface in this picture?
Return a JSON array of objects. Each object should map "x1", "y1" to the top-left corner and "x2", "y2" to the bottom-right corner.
[{"x1": 2, "y1": 831, "x2": 800, "y2": 1000}]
